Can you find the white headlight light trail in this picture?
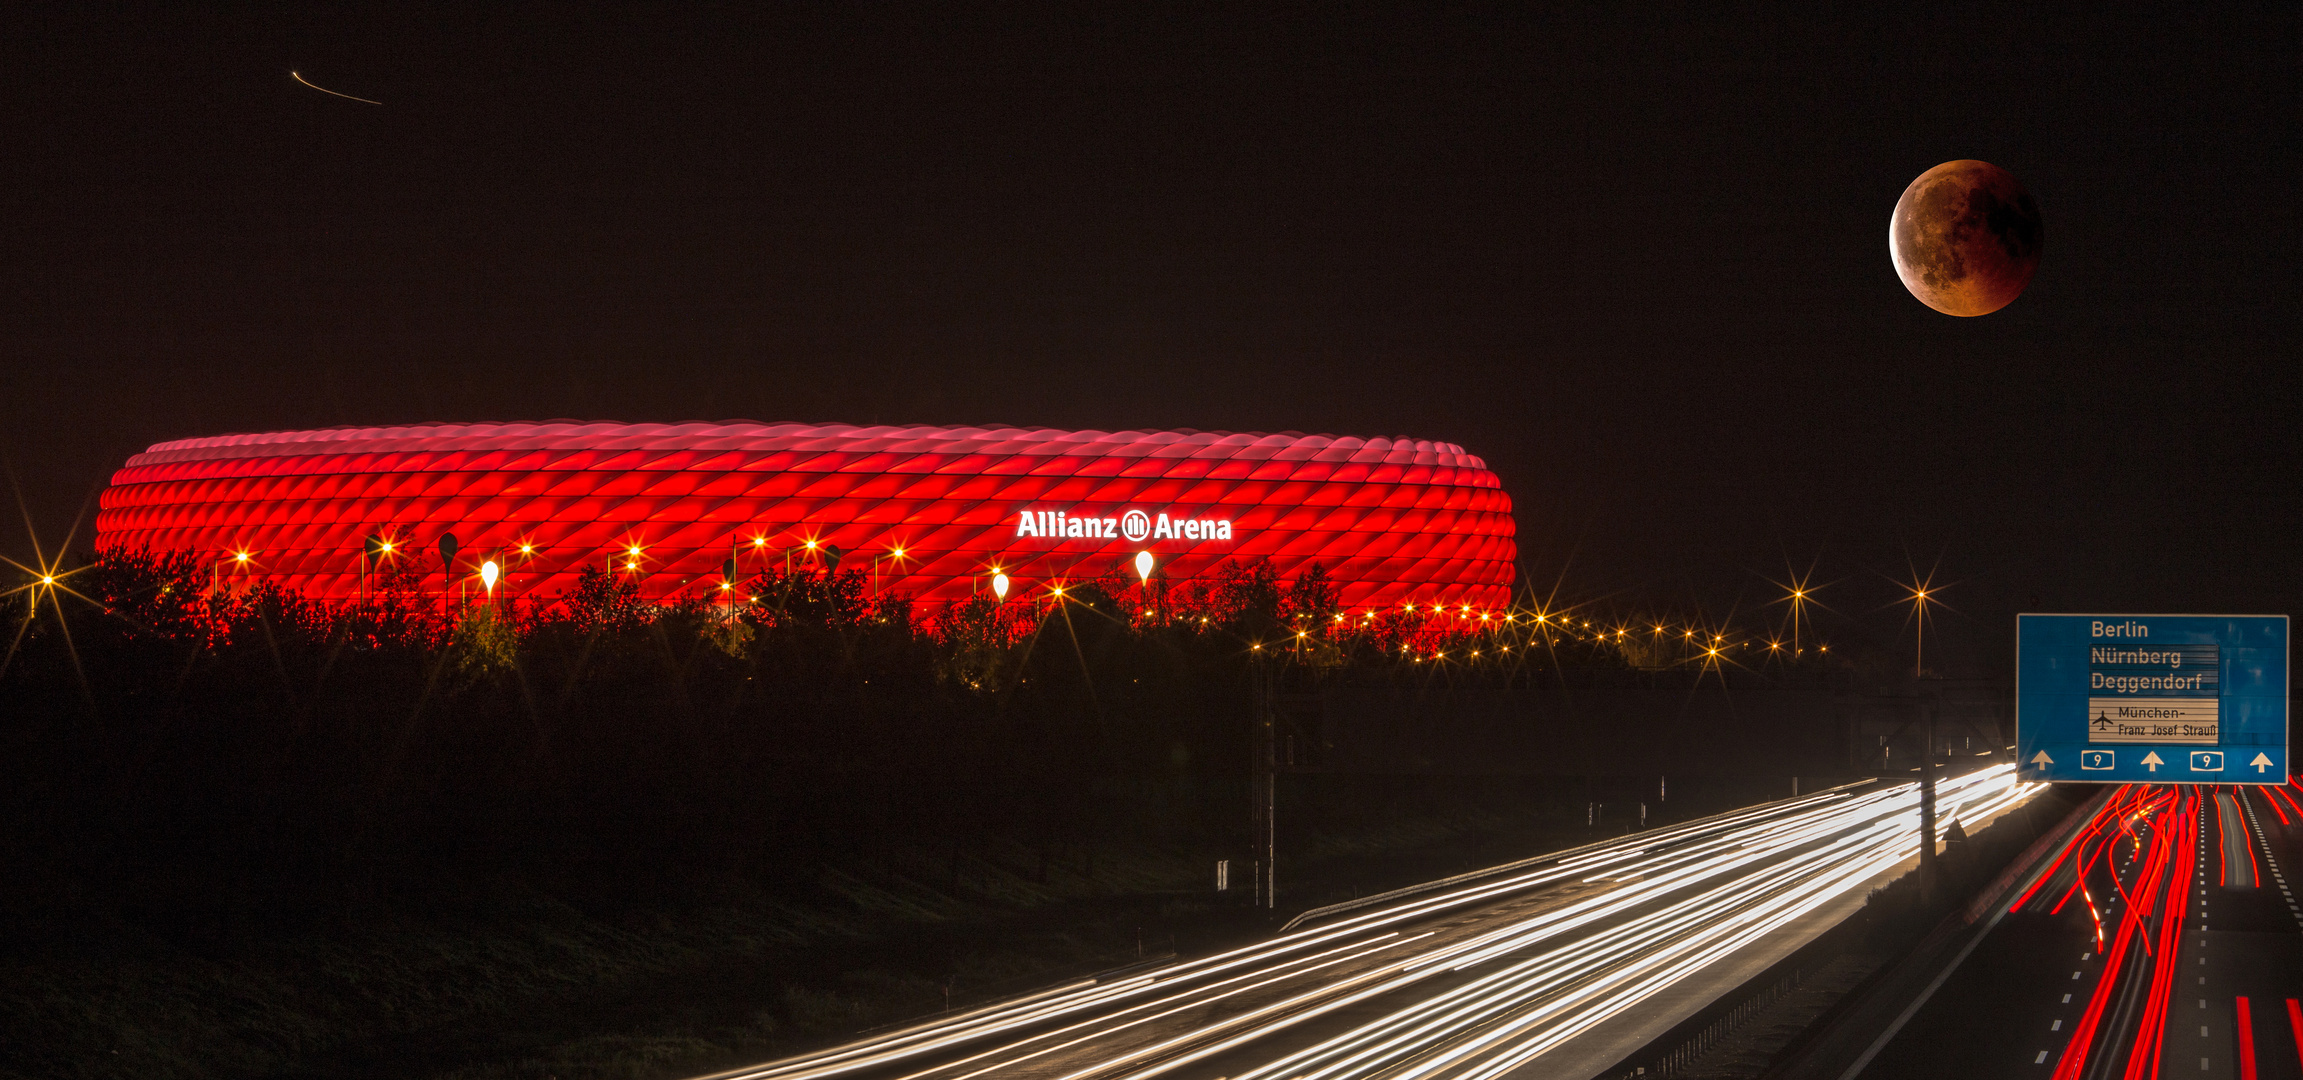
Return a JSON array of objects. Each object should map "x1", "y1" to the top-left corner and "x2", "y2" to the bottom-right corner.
[
  {"x1": 1225, "y1": 824, "x2": 1903, "y2": 1080},
  {"x1": 1009, "y1": 797, "x2": 1889, "y2": 1080},
  {"x1": 722, "y1": 917, "x2": 1418, "y2": 1079},
  {"x1": 773, "y1": 791, "x2": 1864, "y2": 1080},
  {"x1": 919, "y1": 932, "x2": 1434, "y2": 1080},
  {"x1": 702, "y1": 769, "x2": 2033, "y2": 1080},
  {"x1": 1213, "y1": 767, "x2": 2028, "y2": 1080}
]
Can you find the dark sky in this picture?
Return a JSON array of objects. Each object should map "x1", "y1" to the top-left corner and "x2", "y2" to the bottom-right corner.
[{"x1": 4, "y1": 4, "x2": 2297, "y2": 672}]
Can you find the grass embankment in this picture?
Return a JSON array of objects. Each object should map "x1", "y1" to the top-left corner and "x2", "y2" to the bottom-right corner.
[
  {"x1": 3, "y1": 549, "x2": 1854, "y2": 1079},
  {"x1": 6, "y1": 775, "x2": 1714, "y2": 1080}
]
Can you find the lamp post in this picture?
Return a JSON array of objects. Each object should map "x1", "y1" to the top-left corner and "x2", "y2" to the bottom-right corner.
[
  {"x1": 211, "y1": 549, "x2": 252, "y2": 599},
  {"x1": 438, "y1": 533, "x2": 460, "y2": 619},
  {"x1": 361, "y1": 534, "x2": 397, "y2": 601},
  {"x1": 873, "y1": 547, "x2": 906, "y2": 596},
  {"x1": 1134, "y1": 549, "x2": 1157, "y2": 622},
  {"x1": 1911, "y1": 587, "x2": 1930, "y2": 679},
  {"x1": 1899, "y1": 572, "x2": 1944, "y2": 680}
]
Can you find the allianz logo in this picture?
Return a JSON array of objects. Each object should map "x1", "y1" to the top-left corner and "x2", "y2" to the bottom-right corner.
[{"x1": 1013, "y1": 508, "x2": 1237, "y2": 543}]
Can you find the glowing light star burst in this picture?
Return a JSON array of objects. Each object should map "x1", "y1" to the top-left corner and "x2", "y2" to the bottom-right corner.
[
  {"x1": 1, "y1": 505, "x2": 101, "y2": 682},
  {"x1": 1765, "y1": 558, "x2": 1832, "y2": 657},
  {"x1": 1893, "y1": 560, "x2": 1954, "y2": 679}
]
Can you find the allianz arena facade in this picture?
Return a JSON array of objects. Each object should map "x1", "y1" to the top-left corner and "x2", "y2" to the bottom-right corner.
[{"x1": 96, "y1": 422, "x2": 1517, "y2": 611}]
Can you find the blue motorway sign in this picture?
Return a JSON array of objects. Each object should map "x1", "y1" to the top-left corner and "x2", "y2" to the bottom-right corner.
[{"x1": 2018, "y1": 614, "x2": 2288, "y2": 784}]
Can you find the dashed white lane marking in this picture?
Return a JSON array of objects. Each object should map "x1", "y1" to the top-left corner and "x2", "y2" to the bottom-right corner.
[
  {"x1": 2051, "y1": 1019, "x2": 2062, "y2": 1031},
  {"x1": 2035, "y1": 1050, "x2": 2049, "y2": 1064}
]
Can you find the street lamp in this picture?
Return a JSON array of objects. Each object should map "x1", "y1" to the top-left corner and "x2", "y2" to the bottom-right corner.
[
  {"x1": 479, "y1": 559, "x2": 500, "y2": 598},
  {"x1": 362, "y1": 534, "x2": 397, "y2": 600},
  {"x1": 1132, "y1": 550, "x2": 1157, "y2": 621},
  {"x1": 439, "y1": 532, "x2": 460, "y2": 617},
  {"x1": 991, "y1": 571, "x2": 1009, "y2": 601},
  {"x1": 873, "y1": 546, "x2": 906, "y2": 596},
  {"x1": 213, "y1": 549, "x2": 254, "y2": 597},
  {"x1": 1897, "y1": 567, "x2": 1946, "y2": 679},
  {"x1": 1910, "y1": 586, "x2": 1932, "y2": 678}
]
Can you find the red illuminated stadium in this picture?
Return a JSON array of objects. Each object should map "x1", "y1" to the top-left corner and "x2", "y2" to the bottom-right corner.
[{"x1": 96, "y1": 422, "x2": 1516, "y2": 610}]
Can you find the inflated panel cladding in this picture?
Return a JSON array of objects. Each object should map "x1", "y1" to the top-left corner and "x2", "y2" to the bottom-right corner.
[{"x1": 98, "y1": 422, "x2": 1515, "y2": 609}]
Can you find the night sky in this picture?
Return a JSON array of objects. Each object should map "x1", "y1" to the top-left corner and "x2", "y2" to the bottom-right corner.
[{"x1": 4, "y1": 5, "x2": 2297, "y2": 672}]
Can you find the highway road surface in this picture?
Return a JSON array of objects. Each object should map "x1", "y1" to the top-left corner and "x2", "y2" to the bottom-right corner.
[
  {"x1": 1860, "y1": 778, "x2": 2303, "y2": 1079},
  {"x1": 699, "y1": 766, "x2": 2037, "y2": 1080}
]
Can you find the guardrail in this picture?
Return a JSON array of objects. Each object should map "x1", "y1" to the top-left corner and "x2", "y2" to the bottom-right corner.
[{"x1": 1606, "y1": 969, "x2": 1810, "y2": 1079}]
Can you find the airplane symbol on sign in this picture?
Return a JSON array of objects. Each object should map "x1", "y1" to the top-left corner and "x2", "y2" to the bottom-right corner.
[{"x1": 2081, "y1": 750, "x2": 2115, "y2": 770}]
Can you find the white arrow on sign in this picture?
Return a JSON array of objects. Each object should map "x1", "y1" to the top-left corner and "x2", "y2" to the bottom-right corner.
[
  {"x1": 2030, "y1": 750, "x2": 2054, "y2": 766},
  {"x1": 2141, "y1": 751, "x2": 2165, "y2": 773},
  {"x1": 2251, "y1": 753, "x2": 2275, "y2": 774}
]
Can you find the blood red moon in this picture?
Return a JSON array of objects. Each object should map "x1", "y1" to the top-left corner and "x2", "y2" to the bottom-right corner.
[{"x1": 1890, "y1": 160, "x2": 2043, "y2": 317}]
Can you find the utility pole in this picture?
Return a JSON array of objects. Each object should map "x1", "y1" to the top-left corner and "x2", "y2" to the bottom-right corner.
[
  {"x1": 1918, "y1": 698, "x2": 1939, "y2": 903},
  {"x1": 1252, "y1": 660, "x2": 1277, "y2": 910}
]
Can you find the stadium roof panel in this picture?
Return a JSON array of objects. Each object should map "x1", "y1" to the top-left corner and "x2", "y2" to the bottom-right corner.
[{"x1": 102, "y1": 421, "x2": 1514, "y2": 609}]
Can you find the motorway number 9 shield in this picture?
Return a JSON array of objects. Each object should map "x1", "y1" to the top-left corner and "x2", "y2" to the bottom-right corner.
[{"x1": 2017, "y1": 614, "x2": 2288, "y2": 784}]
